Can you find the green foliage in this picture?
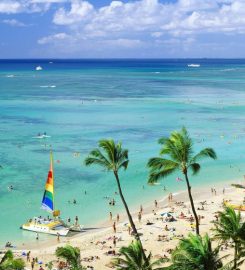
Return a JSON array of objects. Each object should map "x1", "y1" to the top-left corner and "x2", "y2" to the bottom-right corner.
[
  {"x1": 113, "y1": 240, "x2": 165, "y2": 270},
  {"x1": 46, "y1": 261, "x2": 53, "y2": 270},
  {"x1": 84, "y1": 139, "x2": 129, "y2": 173},
  {"x1": 55, "y1": 245, "x2": 85, "y2": 270},
  {"x1": 213, "y1": 206, "x2": 245, "y2": 269},
  {"x1": 167, "y1": 234, "x2": 224, "y2": 270},
  {"x1": 231, "y1": 184, "x2": 245, "y2": 190},
  {"x1": 148, "y1": 127, "x2": 217, "y2": 184},
  {"x1": 0, "y1": 250, "x2": 25, "y2": 270}
]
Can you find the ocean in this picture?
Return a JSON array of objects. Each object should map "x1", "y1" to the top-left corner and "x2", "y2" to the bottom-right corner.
[{"x1": 0, "y1": 59, "x2": 244, "y2": 246}]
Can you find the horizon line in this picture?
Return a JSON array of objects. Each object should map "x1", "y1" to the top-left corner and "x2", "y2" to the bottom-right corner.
[{"x1": 1, "y1": 57, "x2": 245, "y2": 60}]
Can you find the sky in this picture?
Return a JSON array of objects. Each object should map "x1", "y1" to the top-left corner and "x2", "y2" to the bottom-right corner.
[{"x1": 0, "y1": 0, "x2": 245, "y2": 58}]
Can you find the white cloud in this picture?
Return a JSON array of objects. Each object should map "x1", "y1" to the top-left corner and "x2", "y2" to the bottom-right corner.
[
  {"x1": 0, "y1": 0, "x2": 67, "y2": 14},
  {"x1": 51, "y1": 0, "x2": 245, "y2": 36},
  {"x1": 2, "y1": 19, "x2": 26, "y2": 26},
  {"x1": 102, "y1": 38, "x2": 143, "y2": 48},
  {"x1": 0, "y1": 1, "x2": 22, "y2": 13},
  {"x1": 53, "y1": 0, "x2": 94, "y2": 25},
  {"x1": 37, "y1": 32, "x2": 72, "y2": 44},
  {"x1": 30, "y1": 0, "x2": 67, "y2": 3},
  {"x1": 34, "y1": 0, "x2": 245, "y2": 57}
]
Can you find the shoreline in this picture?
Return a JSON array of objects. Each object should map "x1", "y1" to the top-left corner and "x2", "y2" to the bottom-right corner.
[{"x1": 9, "y1": 176, "x2": 244, "y2": 251}]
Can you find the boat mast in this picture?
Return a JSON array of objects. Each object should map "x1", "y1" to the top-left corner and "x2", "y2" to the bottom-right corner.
[{"x1": 50, "y1": 150, "x2": 55, "y2": 214}]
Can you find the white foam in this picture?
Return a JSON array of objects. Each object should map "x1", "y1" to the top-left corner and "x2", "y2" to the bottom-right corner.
[{"x1": 40, "y1": 85, "x2": 56, "y2": 88}]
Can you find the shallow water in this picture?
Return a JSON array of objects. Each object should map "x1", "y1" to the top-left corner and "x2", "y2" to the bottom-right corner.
[{"x1": 0, "y1": 59, "x2": 244, "y2": 246}]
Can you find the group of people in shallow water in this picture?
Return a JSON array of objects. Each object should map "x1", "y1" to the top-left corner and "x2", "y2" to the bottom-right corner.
[{"x1": 5, "y1": 241, "x2": 13, "y2": 248}]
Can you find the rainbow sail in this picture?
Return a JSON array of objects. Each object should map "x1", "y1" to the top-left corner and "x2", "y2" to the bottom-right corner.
[{"x1": 41, "y1": 152, "x2": 55, "y2": 212}]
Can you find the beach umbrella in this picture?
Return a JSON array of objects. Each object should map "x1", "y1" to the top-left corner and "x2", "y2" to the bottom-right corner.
[{"x1": 161, "y1": 212, "x2": 172, "y2": 217}]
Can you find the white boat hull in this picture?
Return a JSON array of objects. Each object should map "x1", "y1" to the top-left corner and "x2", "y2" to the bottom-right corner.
[{"x1": 21, "y1": 218, "x2": 69, "y2": 236}]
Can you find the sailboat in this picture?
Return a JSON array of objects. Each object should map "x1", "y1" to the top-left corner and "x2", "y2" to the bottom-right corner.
[{"x1": 21, "y1": 152, "x2": 69, "y2": 236}]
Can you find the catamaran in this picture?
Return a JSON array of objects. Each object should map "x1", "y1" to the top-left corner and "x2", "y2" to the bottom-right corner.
[{"x1": 21, "y1": 152, "x2": 70, "y2": 236}]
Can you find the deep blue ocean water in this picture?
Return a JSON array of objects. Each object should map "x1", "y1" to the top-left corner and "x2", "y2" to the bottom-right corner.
[{"x1": 0, "y1": 59, "x2": 244, "y2": 245}]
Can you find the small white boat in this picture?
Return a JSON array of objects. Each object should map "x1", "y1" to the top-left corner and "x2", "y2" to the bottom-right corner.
[
  {"x1": 187, "y1": 64, "x2": 200, "y2": 67},
  {"x1": 36, "y1": 66, "x2": 43, "y2": 71},
  {"x1": 33, "y1": 134, "x2": 51, "y2": 139},
  {"x1": 22, "y1": 217, "x2": 69, "y2": 236},
  {"x1": 69, "y1": 224, "x2": 84, "y2": 232}
]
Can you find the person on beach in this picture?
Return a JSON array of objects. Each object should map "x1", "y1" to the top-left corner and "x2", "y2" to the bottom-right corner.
[
  {"x1": 116, "y1": 214, "x2": 120, "y2": 223},
  {"x1": 36, "y1": 233, "x2": 39, "y2": 240},
  {"x1": 39, "y1": 266, "x2": 44, "y2": 270},
  {"x1": 113, "y1": 236, "x2": 116, "y2": 248},
  {"x1": 57, "y1": 232, "x2": 60, "y2": 242},
  {"x1": 27, "y1": 251, "x2": 31, "y2": 262},
  {"x1": 128, "y1": 225, "x2": 131, "y2": 235},
  {"x1": 154, "y1": 200, "x2": 158, "y2": 208},
  {"x1": 109, "y1": 212, "x2": 112, "y2": 221},
  {"x1": 75, "y1": 216, "x2": 79, "y2": 226},
  {"x1": 223, "y1": 188, "x2": 225, "y2": 194},
  {"x1": 140, "y1": 205, "x2": 143, "y2": 213},
  {"x1": 31, "y1": 258, "x2": 35, "y2": 270},
  {"x1": 138, "y1": 211, "x2": 142, "y2": 222},
  {"x1": 113, "y1": 222, "x2": 116, "y2": 233}
]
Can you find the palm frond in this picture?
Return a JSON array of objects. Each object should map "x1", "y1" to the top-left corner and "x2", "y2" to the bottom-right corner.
[
  {"x1": 112, "y1": 240, "x2": 164, "y2": 270},
  {"x1": 84, "y1": 139, "x2": 129, "y2": 173},
  {"x1": 189, "y1": 163, "x2": 201, "y2": 175},
  {"x1": 168, "y1": 233, "x2": 224, "y2": 270},
  {"x1": 148, "y1": 167, "x2": 178, "y2": 184},
  {"x1": 148, "y1": 157, "x2": 179, "y2": 170},
  {"x1": 191, "y1": 148, "x2": 217, "y2": 163},
  {"x1": 231, "y1": 184, "x2": 245, "y2": 190},
  {"x1": 84, "y1": 157, "x2": 112, "y2": 170}
]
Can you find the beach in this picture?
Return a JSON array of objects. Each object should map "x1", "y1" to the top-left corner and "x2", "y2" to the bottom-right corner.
[{"x1": 6, "y1": 180, "x2": 244, "y2": 269}]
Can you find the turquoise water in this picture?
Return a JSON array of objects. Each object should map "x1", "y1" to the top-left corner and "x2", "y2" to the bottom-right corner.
[{"x1": 0, "y1": 59, "x2": 244, "y2": 246}]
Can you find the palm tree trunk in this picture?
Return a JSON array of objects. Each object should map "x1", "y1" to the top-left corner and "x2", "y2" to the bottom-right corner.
[
  {"x1": 234, "y1": 243, "x2": 237, "y2": 269},
  {"x1": 113, "y1": 171, "x2": 148, "y2": 264},
  {"x1": 184, "y1": 172, "x2": 200, "y2": 235}
]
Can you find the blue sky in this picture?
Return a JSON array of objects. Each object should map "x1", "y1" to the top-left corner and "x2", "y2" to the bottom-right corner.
[{"x1": 0, "y1": 0, "x2": 245, "y2": 58}]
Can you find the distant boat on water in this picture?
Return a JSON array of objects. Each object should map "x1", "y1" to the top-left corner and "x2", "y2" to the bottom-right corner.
[
  {"x1": 33, "y1": 132, "x2": 51, "y2": 139},
  {"x1": 187, "y1": 64, "x2": 200, "y2": 67},
  {"x1": 35, "y1": 66, "x2": 43, "y2": 71}
]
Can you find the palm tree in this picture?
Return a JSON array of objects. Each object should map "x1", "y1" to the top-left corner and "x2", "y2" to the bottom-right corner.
[
  {"x1": 55, "y1": 245, "x2": 85, "y2": 270},
  {"x1": 167, "y1": 233, "x2": 225, "y2": 270},
  {"x1": 0, "y1": 250, "x2": 25, "y2": 270},
  {"x1": 113, "y1": 240, "x2": 165, "y2": 270},
  {"x1": 85, "y1": 139, "x2": 148, "y2": 263},
  {"x1": 213, "y1": 206, "x2": 245, "y2": 269},
  {"x1": 147, "y1": 127, "x2": 217, "y2": 234}
]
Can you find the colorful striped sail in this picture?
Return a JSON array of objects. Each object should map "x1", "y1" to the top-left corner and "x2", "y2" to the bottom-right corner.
[{"x1": 41, "y1": 152, "x2": 55, "y2": 212}]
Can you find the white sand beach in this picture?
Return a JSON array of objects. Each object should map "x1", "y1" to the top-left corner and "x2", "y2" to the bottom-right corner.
[{"x1": 10, "y1": 182, "x2": 245, "y2": 269}]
